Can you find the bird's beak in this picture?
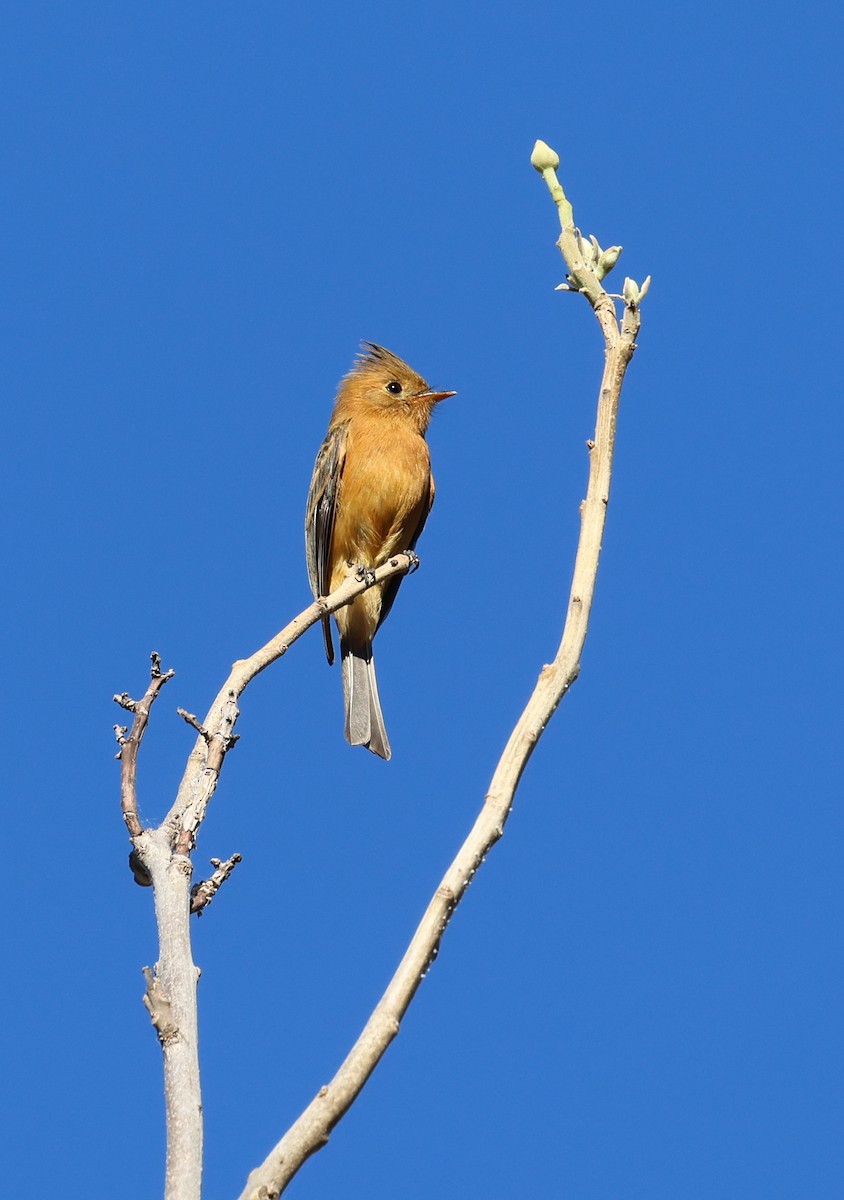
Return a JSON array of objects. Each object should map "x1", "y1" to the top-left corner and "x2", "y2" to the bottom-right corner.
[{"x1": 418, "y1": 390, "x2": 457, "y2": 403}]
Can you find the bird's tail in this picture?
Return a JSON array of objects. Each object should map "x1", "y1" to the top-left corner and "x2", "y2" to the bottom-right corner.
[{"x1": 340, "y1": 637, "x2": 391, "y2": 761}]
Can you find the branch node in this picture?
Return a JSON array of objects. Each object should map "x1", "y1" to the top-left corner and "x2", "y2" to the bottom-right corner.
[
  {"x1": 173, "y1": 852, "x2": 194, "y2": 878},
  {"x1": 142, "y1": 966, "x2": 179, "y2": 1045},
  {"x1": 129, "y1": 849, "x2": 152, "y2": 887},
  {"x1": 113, "y1": 693, "x2": 137, "y2": 712}
]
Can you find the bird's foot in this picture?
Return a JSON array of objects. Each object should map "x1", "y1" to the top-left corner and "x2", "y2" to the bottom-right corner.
[
  {"x1": 354, "y1": 565, "x2": 377, "y2": 587},
  {"x1": 403, "y1": 550, "x2": 421, "y2": 574}
]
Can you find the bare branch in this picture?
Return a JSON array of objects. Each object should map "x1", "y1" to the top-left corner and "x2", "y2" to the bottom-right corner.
[
  {"x1": 237, "y1": 142, "x2": 648, "y2": 1199},
  {"x1": 177, "y1": 708, "x2": 211, "y2": 741},
  {"x1": 190, "y1": 854, "x2": 243, "y2": 916},
  {"x1": 114, "y1": 652, "x2": 175, "y2": 838},
  {"x1": 162, "y1": 552, "x2": 419, "y2": 853}
]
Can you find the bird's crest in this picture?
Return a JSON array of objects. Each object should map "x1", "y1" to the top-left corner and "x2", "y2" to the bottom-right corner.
[{"x1": 353, "y1": 341, "x2": 415, "y2": 379}]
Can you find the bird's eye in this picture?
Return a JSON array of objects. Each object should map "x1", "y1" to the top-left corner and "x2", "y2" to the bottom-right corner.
[{"x1": 385, "y1": 380, "x2": 402, "y2": 395}]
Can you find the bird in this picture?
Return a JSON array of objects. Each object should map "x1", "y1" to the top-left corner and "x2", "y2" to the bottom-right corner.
[{"x1": 305, "y1": 342, "x2": 455, "y2": 760}]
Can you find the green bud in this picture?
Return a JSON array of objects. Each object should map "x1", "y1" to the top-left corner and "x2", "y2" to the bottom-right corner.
[
  {"x1": 575, "y1": 231, "x2": 599, "y2": 267},
  {"x1": 530, "y1": 139, "x2": 560, "y2": 172},
  {"x1": 596, "y1": 245, "x2": 622, "y2": 280}
]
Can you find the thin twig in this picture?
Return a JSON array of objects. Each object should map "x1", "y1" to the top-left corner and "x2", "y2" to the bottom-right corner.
[
  {"x1": 114, "y1": 652, "x2": 175, "y2": 837},
  {"x1": 237, "y1": 141, "x2": 648, "y2": 1199},
  {"x1": 191, "y1": 854, "x2": 243, "y2": 915},
  {"x1": 177, "y1": 709, "x2": 211, "y2": 741}
]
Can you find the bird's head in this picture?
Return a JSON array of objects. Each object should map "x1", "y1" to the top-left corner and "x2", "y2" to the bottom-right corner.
[{"x1": 341, "y1": 342, "x2": 456, "y2": 421}]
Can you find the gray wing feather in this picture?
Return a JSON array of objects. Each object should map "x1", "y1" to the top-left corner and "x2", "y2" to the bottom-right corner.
[{"x1": 305, "y1": 423, "x2": 348, "y2": 665}]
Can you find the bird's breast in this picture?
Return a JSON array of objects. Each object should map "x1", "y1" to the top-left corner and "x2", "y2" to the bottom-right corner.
[{"x1": 330, "y1": 418, "x2": 431, "y2": 572}]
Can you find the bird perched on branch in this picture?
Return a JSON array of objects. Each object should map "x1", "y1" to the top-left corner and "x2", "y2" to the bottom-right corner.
[{"x1": 305, "y1": 342, "x2": 455, "y2": 760}]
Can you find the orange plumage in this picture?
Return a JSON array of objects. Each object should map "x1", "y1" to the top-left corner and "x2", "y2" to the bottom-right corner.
[{"x1": 305, "y1": 343, "x2": 455, "y2": 760}]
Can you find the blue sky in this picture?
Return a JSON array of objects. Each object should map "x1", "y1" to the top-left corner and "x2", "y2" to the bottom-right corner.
[{"x1": 2, "y1": 2, "x2": 841, "y2": 1197}]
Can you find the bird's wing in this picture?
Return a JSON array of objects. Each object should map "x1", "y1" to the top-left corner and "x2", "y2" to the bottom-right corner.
[
  {"x1": 377, "y1": 471, "x2": 435, "y2": 631},
  {"x1": 305, "y1": 421, "x2": 348, "y2": 665}
]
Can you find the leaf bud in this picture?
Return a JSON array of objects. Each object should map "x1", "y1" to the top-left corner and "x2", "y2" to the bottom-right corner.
[{"x1": 530, "y1": 140, "x2": 560, "y2": 172}]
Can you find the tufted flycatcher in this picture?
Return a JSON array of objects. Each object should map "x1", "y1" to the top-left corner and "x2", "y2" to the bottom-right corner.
[{"x1": 305, "y1": 342, "x2": 455, "y2": 760}]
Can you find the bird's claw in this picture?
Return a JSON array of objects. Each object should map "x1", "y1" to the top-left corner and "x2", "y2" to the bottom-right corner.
[
  {"x1": 403, "y1": 550, "x2": 420, "y2": 574},
  {"x1": 354, "y1": 565, "x2": 377, "y2": 587}
]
